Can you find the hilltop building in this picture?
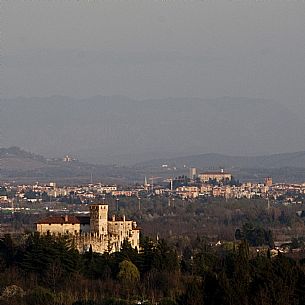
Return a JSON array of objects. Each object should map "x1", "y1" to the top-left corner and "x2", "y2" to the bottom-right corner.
[
  {"x1": 36, "y1": 203, "x2": 140, "y2": 254},
  {"x1": 198, "y1": 170, "x2": 232, "y2": 183}
]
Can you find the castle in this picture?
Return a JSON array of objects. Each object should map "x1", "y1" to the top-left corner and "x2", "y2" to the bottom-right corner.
[{"x1": 36, "y1": 203, "x2": 140, "y2": 253}]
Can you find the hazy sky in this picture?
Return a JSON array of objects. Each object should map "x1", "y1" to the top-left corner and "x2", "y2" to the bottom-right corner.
[
  {"x1": 1, "y1": 1, "x2": 305, "y2": 162},
  {"x1": 2, "y1": 1, "x2": 305, "y2": 109}
]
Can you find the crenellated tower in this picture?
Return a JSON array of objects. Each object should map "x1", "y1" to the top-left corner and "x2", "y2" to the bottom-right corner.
[{"x1": 89, "y1": 204, "x2": 108, "y2": 236}]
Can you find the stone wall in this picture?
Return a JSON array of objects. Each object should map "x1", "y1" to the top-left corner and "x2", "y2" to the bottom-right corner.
[{"x1": 36, "y1": 223, "x2": 80, "y2": 235}]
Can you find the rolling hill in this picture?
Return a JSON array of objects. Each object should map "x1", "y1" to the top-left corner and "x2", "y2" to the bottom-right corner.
[{"x1": 0, "y1": 147, "x2": 137, "y2": 184}]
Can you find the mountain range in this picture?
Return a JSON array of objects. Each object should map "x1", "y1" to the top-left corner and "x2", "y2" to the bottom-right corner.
[
  {"x1": 1, "y1": 96, "x2": 305, "y2": 165},
  {"x1": 135, "y1": 151, "x2": 305, "y2": 169},
  {"x1": 1, "y1": 147, "x2": 305, "y2": 183}
]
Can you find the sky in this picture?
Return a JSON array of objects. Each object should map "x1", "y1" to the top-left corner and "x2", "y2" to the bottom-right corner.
[
  {"x1": 2, "y1": 1, "x2": 305, "y2": 104},
  {"x1": 1, "y1": 1, "x2": 305, "y2": 162}
]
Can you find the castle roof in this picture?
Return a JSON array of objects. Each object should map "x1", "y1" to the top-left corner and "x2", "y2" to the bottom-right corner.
[{"x1": 36, "y1": 215, "x2": 80, "y2": 225}]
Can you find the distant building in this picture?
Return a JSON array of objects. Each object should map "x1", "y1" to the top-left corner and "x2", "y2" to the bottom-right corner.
[
  {"x1": 264, "y1": 177, "x2": 273, "y2": 187},
  {"x1": 98, "y1": 185, "x2": 117, "y2": 194},
  {"x1": 176, "y1": 186, "x2": 199, "y2": 199},
  {"x1": 63, "y1": 155, "x2": 77, "y2": 162},
  {"x1": 198, "y1": 170, "x2": 232, "y2": 183},
  {"x1": 0, "y1": 195, "x2": 8, "y2": 202},
  {"x1": 36, "y1": 203, "x2": 140, "y2": 254},
  {"x1": 189, "y1": 167, "x2": 197, "y2": 180}
]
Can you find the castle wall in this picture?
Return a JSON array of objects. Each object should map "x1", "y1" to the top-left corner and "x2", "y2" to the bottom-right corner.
[
  {"x1": 75, "y1": 233, "x2": 109, "y2": 253},
  {"x1": 108, "y1": 219, "x2": 140, "y2": 251}
]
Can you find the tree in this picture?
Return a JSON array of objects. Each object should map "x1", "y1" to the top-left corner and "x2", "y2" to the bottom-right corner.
[
  {"x1": 21, "y1": 234, "x2": 81, "y2": 289},
  {"x1": 153, "y1": 239, "x2": 179, "y2": 272},
  {"x1": 278, "y1": 210, "x2": 291, "y2": 226},
  {"x1": 117, "y1": 260, "x2": 140, "y2": 298},
  {"x1": 117, "y1": 260, "x2": 140, "y2": 284},
  {"x1": 177, "y1": 279, "x2": 203, "y2": 305},
  {"x1": 235, "y1": 223, "x2": 274, "y2": 247}
]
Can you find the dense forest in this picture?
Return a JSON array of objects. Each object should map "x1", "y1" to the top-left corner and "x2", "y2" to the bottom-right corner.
[{"x1": 0, "y1": 232, "x2": 305, "y2": 305}]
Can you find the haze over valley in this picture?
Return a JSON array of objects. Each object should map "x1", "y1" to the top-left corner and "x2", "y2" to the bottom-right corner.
[{"x1": 1, "y1": 95, "x2": 305, "y2": 166}]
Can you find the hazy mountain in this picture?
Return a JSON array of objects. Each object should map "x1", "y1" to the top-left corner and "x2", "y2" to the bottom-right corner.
[
  {"x1": 134, "y1": 151, "x2": 305, "y2": 183},
  {"x1": 0, "y1": 147, "x2": 137, "y2": 184},
  {"x1": 135, "y1": 151, "x2": 305, "y2": 169},
  {"x1": 1, "y1": 96, "x2": 305, "y2": 165},
  {"x1": 1, "y1": 146, "x2": 305, "y2": 183}
]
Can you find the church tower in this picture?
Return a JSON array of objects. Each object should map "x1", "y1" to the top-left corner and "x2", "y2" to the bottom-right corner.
[{"x1": 89, "y1": 204, "x2": 108, "y2": 236}]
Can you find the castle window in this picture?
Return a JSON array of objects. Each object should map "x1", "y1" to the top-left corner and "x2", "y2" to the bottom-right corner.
[{"x1": 49, "y1": 224, "x2": 51, "y2": 226}]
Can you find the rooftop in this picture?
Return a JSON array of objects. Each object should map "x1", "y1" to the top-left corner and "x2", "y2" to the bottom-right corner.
[{"x1": 36, "y1": 215, "x2": 80, "y2": 225}]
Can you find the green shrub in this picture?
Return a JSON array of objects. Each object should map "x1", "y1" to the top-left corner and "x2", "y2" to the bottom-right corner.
[{"x1": 25, "y1": 286, "x2": 55, "y2": 305}]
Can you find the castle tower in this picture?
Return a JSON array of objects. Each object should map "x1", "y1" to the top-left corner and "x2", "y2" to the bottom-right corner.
[{"x1": 89, "y1": 204, "x2": 108, "y2": 236}]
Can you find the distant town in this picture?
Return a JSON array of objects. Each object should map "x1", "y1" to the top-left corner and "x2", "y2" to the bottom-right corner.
[
  {"x1": 1, "y1": 168, "x2": 305, "y2": 208},
  {"x1": 1, "y1": 159, "x2": 305, "y2": 256}
]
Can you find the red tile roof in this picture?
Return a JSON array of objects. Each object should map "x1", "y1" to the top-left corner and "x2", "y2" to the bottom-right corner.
[{"x1": 36, "y1": 215, "x2": 80, "y2": 225}]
